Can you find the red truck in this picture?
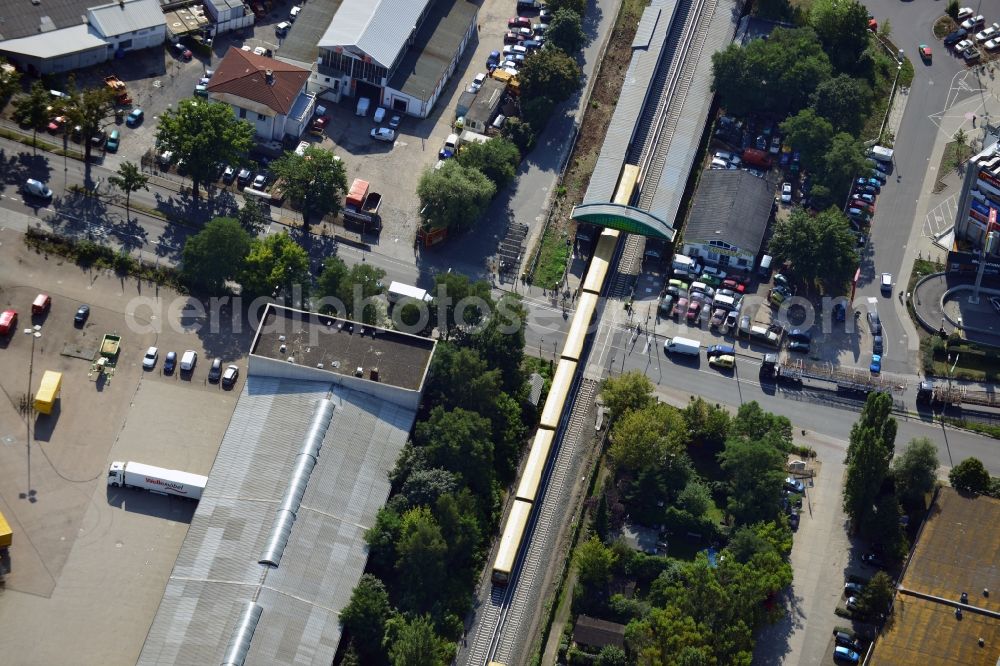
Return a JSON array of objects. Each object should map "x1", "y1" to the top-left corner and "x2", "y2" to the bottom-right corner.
[
  {"x1": 344, "y1": 178, "x2": 383, "y2": 232},
  {"x1": 32, "y1": 293, "x2": 51, "y2": 315}
]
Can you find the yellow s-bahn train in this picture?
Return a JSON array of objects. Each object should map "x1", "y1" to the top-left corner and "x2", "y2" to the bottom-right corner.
[{"x1": 491, "y1": 164, "x2": 639, "y2": 587}]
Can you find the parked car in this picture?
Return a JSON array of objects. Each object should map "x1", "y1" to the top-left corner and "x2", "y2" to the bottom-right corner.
[
  {"x1": 142, "y1": 346, "x2": 159, "y2": 370},
  {"x1": 873, "y1": 335, "x2": 884, "y2": 354},
  {"x1": 706, "y1": 344, "x2": 735, "y2": 358},
  {"x1": 961, "y1": 15, "x2": 984, "y2": 30},
  {"x1": 963, "y1": 45, "x2": 981, "y2": 62},
  {"x1": 507, "y1": 16, "x2": 531, "y2": 29},
  {"x1": 919, "y1": 44, "x2": 932, "y2": 61},
  {"x1": 74, "y1": 304, "x2": 90, "y2": 326},
  {"x1": 834, "y1": 646, "x2": 860, "y2": 663},
  {"x1": 105, "y1": 129, "x2": 120, "y2": 152},
  {"x1": 252, "y1": 173, "x2": 268, "y2": 189},
  {"x1": 880, "y1": 272, "x2": 892, "y2": 293},
  {"x1": 373, "y1": 107, "x2": 386, "y2": 123},
  {"x1": 173, "y1": 42, "x2": 193, "y2": 60},
  {"x1": 237, "y1": 168, "x2": 252, "y2": 186},
  {"x1": 957, "y1": 7, "x2": 974, "y2": 21},
  {"x1": 870, "y1": 354, "x2": 882, "y2": 374},
  {"x1": 944, "y1": 28, "x2": 968, "y2": 46},
  {"x1": 222, "y1": 364, "x2": 239, "y2": 388},
  {"x1": 672, "y1": 297, "x2": 689, "y2": 318},
  {"x1": 126, "y1": 108, "x2": 144, "y2": 126},
  {"x1": 708, "y1": 354, "x2": 735, "y2": 370},
  {"x1": 955, "y1": 38, "x2": 975, "y2": 52},
  {"x1": 208, "y1": 358, "x2": 223, "y2": 382},
  {"x1": 389, "y1": 115, "x2": 401, "y2": 129},
  {"x1": 788, "y1": 328, "x2": 811, "y2": 343},
  {"x1": 784, "y1": 477, "x2": 805, "y2": 493},
  {"x1": 788, "y1": 340, "x2": 810, "y2": 353},
  {"x1": 164, "y1": 351, "x2": 177, "y2": 374},
  {"x1": 834, "y1": 630, "x2": 860, "y2": 649},
  {"x1": 222, "y1": 165, "x2": 236, "y2": 184},
  {"x1": 844, "y1": 582, "x2": 865, "y2": 596},
  {"x1": 861, "y1": 552, "x2": 885, "y2": 567},
  {"x1": 275, "y1": 21, "x2": 291, "y2": 35},
  {"x1": 371, "y1": 127, "x2": 396, "y2": 142},
  {"x1": 724, "y1": 309, "x2": 739, "y2": 331},
  {"x1": 780, "y1": 182, "x2": 792, "y2": 203}
]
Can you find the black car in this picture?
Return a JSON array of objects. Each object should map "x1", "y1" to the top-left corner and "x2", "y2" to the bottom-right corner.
[
  {"x1": 834, "y1": 631, "x2": 859, "y2": 650},
  {"x1": 788, "y1": 328, "x2": 812, "y2": 343},
  {"x1": 873, "y1": 335, "x2": 884, "y2": 354},
  {"x1": 944, "y1": 27, "x2": 968, "y2": 46},
  {"x1": 861, "y1": 552, "x2": 885, "y2": 568},
  {"x1": 788, "y1": 510, "x2": 800, "y2": 530},
  {"x1": 163, "y1": 351, "x2": 177, "y2": 374},
  {"x1": 74, "y1": 304, "x2": 90, "y2": 326},
  {"x1": 208, "y1": 357, "x2": 223, "y2": 382},
  {"x1": 788, "y1": 340, "x2": 810, "y2": 353}
]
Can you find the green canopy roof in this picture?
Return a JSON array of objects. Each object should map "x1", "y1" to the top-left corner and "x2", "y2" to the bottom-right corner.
[{"x1": 570, "y1": 203, "x2": 675, "y2": 241}]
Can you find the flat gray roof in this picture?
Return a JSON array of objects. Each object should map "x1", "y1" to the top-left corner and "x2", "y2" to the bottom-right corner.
[
  {"x1": 582, "y1": 0, "x2": 678, "y2": 206},
  {"x1": 0, "y1": 0, "x2": 95, "y2": 42},
  {"x1": 318, "y1": 0, "x2": 430, "y2": 71},
  {"x1": 138, "y1": 376, "x2": 417, "y2": 665},
  {"x1": 251, "y1": 305, "x2": 435, "y2": 391},
  {"x1": 387, "y1": 0, "x2": 477, "y2": 101},
  {"x1": 276, "y1": 0, "x2": 344, "y2": 69},
  {"x1": 684, "y1": 169, "x2": 773, "y2": 253}
]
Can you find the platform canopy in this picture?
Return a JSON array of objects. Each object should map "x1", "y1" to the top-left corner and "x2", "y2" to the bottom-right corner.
[{"x1": 570, "y1": 203, "x2": 676, "y2": 241}]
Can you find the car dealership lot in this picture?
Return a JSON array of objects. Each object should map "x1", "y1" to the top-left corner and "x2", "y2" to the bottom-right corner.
[{"x1": 0, "y1": 231, "x2": 246, "y2": 665}]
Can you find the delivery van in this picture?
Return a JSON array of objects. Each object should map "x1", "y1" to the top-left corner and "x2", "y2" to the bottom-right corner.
[{"x1": 663, "y1": 336, "x2": 700, "y2": 356}]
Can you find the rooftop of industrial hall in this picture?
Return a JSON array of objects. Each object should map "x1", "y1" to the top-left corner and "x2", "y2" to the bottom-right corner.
[{"x1": 250, "y1": 304, "x2": 435, "y2": 391}]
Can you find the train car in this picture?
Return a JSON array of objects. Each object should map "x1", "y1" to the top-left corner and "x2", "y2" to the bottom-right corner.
[
  {"x1": 515, "y1": 429, "x2": 555, "y2": 504},
  {"x1": 581, "y1": 229, "x2": 619, "y2": 295},
  {"x1": 492, "y1": 498, "x2": 533, "y2": 586},
  {"x1": 614, "y1": 163, "x2": 641, "y2": 206},
  {"x1": 562, "y1": 291, "x2": 598, "y2": 361},
  {"x1": 539, "y1": 359, "x2": 578, "y2": 431}
]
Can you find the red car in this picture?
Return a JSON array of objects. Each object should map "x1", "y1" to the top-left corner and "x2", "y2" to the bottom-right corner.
[
  {"x1": 721, "y1": 278, "x2": 746, "y2": 293},
  {"x1": 672, "y1": 297, "x2": 689, "y2": 318},
  {"x1": 503, "y1": 31, "x2": 523, "y2": 44},
  {"x1": 310, "y1": 115, "x2": 330, "y2": 133},
  {"x1": 508, "y1": 16, "x2": 531, "y2": 29},
  {"x1": 686, "y1": 299, "x2": 702, "y2": 323},
  {"x1": 851, "y1": 200, "x2": 875, "y2": 214},
  {"x1": 47, "y1": 116, "x2": 67, "y2": 134},
  {"x1": 0, "y1": 309, "x2": 16, "y2": 336}
]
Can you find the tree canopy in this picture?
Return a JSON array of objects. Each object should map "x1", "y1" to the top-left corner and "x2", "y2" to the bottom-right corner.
[
  {"x1": 719, "y1": 436, "x2": 786, "y2": 525},
  {"x1": 384, "y1": 614, "x2": 453, "y2": 666},
  {"x1": 182, "y1": 217, "x2": 251, "y2": 293},
  {"x1": 811, "y1": 74, "x2": 873, "y2": 134},
  {"x1": 601, "y1": 371, "x2": 655, "y2": 424},
  {"x1": 843, "y1": 392, "x2": 897, "y2": 531},
  {"x1": 768, "y1": 207, "x2": 858, "y2": 293},
  {"x1": 546, "y1": 8, "x2": 587, "y2": 54},
  {"x1": 949, "y1": 457, "x2": 992, "y2": 495},
  {"x1": 519, "y1": 47, "x2": 582, "y2": 103},
  {"x1": 269, "y1": 146, "x2": 348, "y2": 230},
  {"x1": 66, "y1": 84, "x2": 117, "y2": 162},
  {"x1": 13, "y1": 82, "x2": 53, "y2": 154},
  {"x1": 609, "y1": 403, "x2": 687, "y2": 473},
  {"x1": 780, "y1": 109, "x2": 834, "y2": 174},
  {"x1": 107, "y1": 161, "x2": 149, "y2": 223},
  {"x1": 417, "y1": 160, "x2": 495, "y2": 231},
  {"x1": 891, "y1": 438, "x2": 939, "y2": 509},
  {"x1": 809, "y1": 0, "x2": 872, "y2": 73},
  {"x1": 340, "y1": 574, "x2": 393, "y2": 665},
  {"x1": 456, "y1": 137, "x2": 521, "y2": 189},
  {"x1": 238, "y1": 231, "x2": 310, "y2": 302},
  {"x1": 155, "y1": 99, "x2": 255, "y2": 200}
]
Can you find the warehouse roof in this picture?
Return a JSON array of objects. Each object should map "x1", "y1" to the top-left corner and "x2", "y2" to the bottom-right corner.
[
  {"x1": 683, "y1": 169, "x2": 773, "y2": 252},
  {"x1": 137, "y1": 376, "x2": 418, "y2": 665},
  {"x1": 318, "y1": 0, "x2": 430, "y2": 70},
  {"x1": 869, "y1": 488, "x2": 1000, "y2": 666},
  {"x1": 0, "y1": 24, "x2": 106, "y2": 59},
  {"x1": 89, "y1": 0, "x2": 165, "y2": 37},
  {"x1": 208, "y1": 47, "x2": 311, "y2": 115},
  {"x1": 387, "y1": 0, "x2": 478, "y2": 100},
  {"x1": 0, "y1": 0, "x2": 94, "y2": 42}
]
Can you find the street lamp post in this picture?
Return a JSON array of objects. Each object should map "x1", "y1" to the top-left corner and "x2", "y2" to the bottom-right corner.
[{"x1": 20, "y1": 324, "x2": 41, "y2": 502}]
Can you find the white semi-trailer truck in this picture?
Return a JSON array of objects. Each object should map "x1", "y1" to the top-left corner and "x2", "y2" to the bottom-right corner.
[{"x1": 107, "y1": 461, "x2": 207, "y2": 500}]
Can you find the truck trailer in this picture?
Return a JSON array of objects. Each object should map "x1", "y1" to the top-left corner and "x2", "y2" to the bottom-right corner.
[
  {"x1": 33, "y1": 370, "x2": 62, "y2": 415},
  {"x1": 107, "y1": 461, "x2": 207, "y2": 500},
  {"x1": 344, "y1": 178, "x2": 383, "y2": 231}
]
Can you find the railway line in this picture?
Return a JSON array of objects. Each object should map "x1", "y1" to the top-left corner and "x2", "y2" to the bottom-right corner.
[{"x1": 459, "y1": 0, "x2": 727, "y2": 661}]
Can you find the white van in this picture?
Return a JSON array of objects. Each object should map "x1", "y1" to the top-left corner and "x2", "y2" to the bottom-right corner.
[
  {"x1": 869, "y1": 145, "x2": 894, "y2": 162},
  {"x1": 672, "y1": 253, "x2": 701, "y2": 275},
  {"x1": 180, "y1": 350, "x2": 198, "y2": 372},
  {"x1": 387, "y1": 281, "x2": 432, "y2": 304},
  {"x1": 664, "y1": 336, "x2": 700, "y2": 356},
  {"x1": 758, "y1": 254, "x2": 773, "y2": 277},
  {"x1": 713, "y1": 293, "x2": 736, "y2": 311},
  {"x1": 492, "y1": 114, "x2": 506, "y2": 130}
]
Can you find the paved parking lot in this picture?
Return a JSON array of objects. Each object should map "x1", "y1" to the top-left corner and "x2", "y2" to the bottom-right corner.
[{"x1": 0, "y1": 230, "x2": 251, "y2": 665}]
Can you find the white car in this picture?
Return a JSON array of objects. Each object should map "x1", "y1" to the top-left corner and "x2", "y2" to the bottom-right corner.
[
  {"x1": 986, "y1": 37, "x2": 1000, "y2": 50},
  {"x1": 252, "y1": 173, "x2": 267, "y2": 189},
  {"x1": 294, "y1": 140, "x2": 309, "y2": 156},
  {"x1": 955, "y1": 38, "x2": 975, "y2": 52},
  {"x1": 23, "y1": 178, "x2": 52, "y2": 200},
  {"x1": 976, "y1": 22, "x2": 999, "y2": 42},
  {"x1": 373, "y1": 107, "x2": 386, "y2": 123},
  {"x1": 881, "y1": 272, "x2": 892, "y2": 293},
  {"x1": 781, "y1": 182, "x2": 792, "y2": 203},
  {"x1": 715, "y1": 150, "x2": 741, "y2": 166},
  {"x1": 370, "y1": 127, "x2": 396, "y2": 142},
  {"x1": 289, "y1": 5, "x2": 301, "y2": 20},
  {"x1": 961, "y1": 14, "x2": 984, "y2": 30},
  {"x1": 275, "y1": 21, "x2": 291, "y2": 35},
  {"x1": 958, "y1": 7, "x2": 974, "y2": 21},
  {"x1": 142, "y1": 346, "x2": 158, "y2": 370},
  {"x1": 469, "y1": 72, "x2": 487, "y2": 92},
  {"x1": 389, "y1": 115, "x2": 401, "y2": 129},
  {"x1": 253, "y1": 46, "x2": 267, "y2": 56}
]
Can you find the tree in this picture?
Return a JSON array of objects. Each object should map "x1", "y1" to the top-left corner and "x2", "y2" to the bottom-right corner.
[
  {"x1": 947, "y1": 0, "x2": 960, "y2": 19},
  {"x1": 730, "y1": 401, "x2": 793, "y2": 451},
  {"x1": 156, "y1": 99, "x2": 255, "y2": 200},
  {"x1": 609, "y1": 403, "x2": 686, "y2": 473},
  {"x1": 949, "y1": 457, "x2": 992, "y2": 494},
  {"x1": 384, "y1": 614, "x2": 452, "y2": 666},
  {"x1": 546, "y1": 8, "x2": 587, "y2": 54},
  {"x1": 400, "y1": 468, "x2": 458, "y2": 508},
  {"x1": 65, "y1": 84, "x2": 116, "y2": 163},
  {"x1": 337, "y1": 263, "x2": 386, "y2": 324},
  {"x1": 269, "y1": 146, "x2": 348, "y2": 231},
  {"x1": 501, "y1": 117, "x2": 535, "y2": 154},
  {"x1": 314, "y1": 256, "x2": 349, "y2": 312},
  {"x1": 182, "y1": 217, "x2": 251, "y2": 293},
  {"x1": 520, "y1": 95, "x2": 557, "y2": 132},
  {"x1": 467, "y1": 292, "x2": 526, "y2": 395},
  {"x1": 489, "y1": 391, "x2": 527, "y2": 483},
  {"x1": 718, "y1": 437, "x2": 786, "y2": 525},
  {"x1": 595, "y1": 645, "x2": 629, "y2": 666},
  {"x1": 856, "y1": 570, "x2": 895, "y2": 622},
  {"x1": 415, "y1": 406, "x2": 495, "y2": 498},
  {"x1": 456, "y1": 137, "x2": 521, "y2": 188},
  {"x1": 601, "y1": 371, "x2": 655, "y2": 424},
  {"x1": 430, "y1": 272, "x2": 494, "y2": 340},
  {"x1": 847, "y1": 392, "x2": 897, "y2": 462},
  {"x1": 810, "y1": 74, "x2": 873, "y2": 134},
  {"x1": 12, "y1": 82, "x2": 53, "y2": 154},
  {"x1": 417, "y1": 160, "x2": 495, "y2": 232},
  {"x1": 340, "y1": 574, "x2": 392, "y2": 665},
  {"x1": 395, "y1": 507, "x2": 448, "y2": 614},
  {"x1": 768, "y1": 207, "x2": 858, "y2": 293},
  {"x1": 547, "y1": 0, "x2": 586, "y2": 15},
  {"x1": 237, "y1": 198, "x2": 270, "y2": 235},
  {"x1": 891, "y1": 438, "x2": 939, "y2": 509},
  {"x1": 0, "y1": 58, "x2": 21, "y2": 101},
  {"x1": 107, "y1": 161, "x2": 149, "y2": 223},
  {"x1": 780, "y1": 109, "x2": 833, "y2": 172},
  {"x1": 366, "y1": 506, "x2": 403, "y2": 578},
  {"x1": 712, "y1": 28, "x2": 831, "y2": 117},
  {"x1": 683, "y1": 397, "x2": 730, "y2": 451},
  {"x1": 626, "y1": 605, "x2": 715, "y2": 666},
  {"x1": 424, "y1": 344, "x2": 501, "y2": 414},
  {"x1": 575, "y1": 535, "x2": 617, "y2": 589},
  {"x1": 843, "y1": 427, "x2": 892, "y2": 529},
  {"x1": 820, "y1": 132, "x2": 870, "y2": 199},
  {"x1": 677, "y1": 480, "x2": 713, "y2": 518},
  {"x1": 519, "y1": 47, "x2": 582, "y2": 103},
  {"x1": 238, "y1": 231, "x2": 310, "y2": 301},
  {"x1": 809, "y1": 0, "x2": 872, "y2": 73}
]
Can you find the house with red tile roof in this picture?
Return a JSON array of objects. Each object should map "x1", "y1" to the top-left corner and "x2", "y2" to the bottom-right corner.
[{"x1": 207, "y1": 47, "x2": 317, "y2": 141}]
